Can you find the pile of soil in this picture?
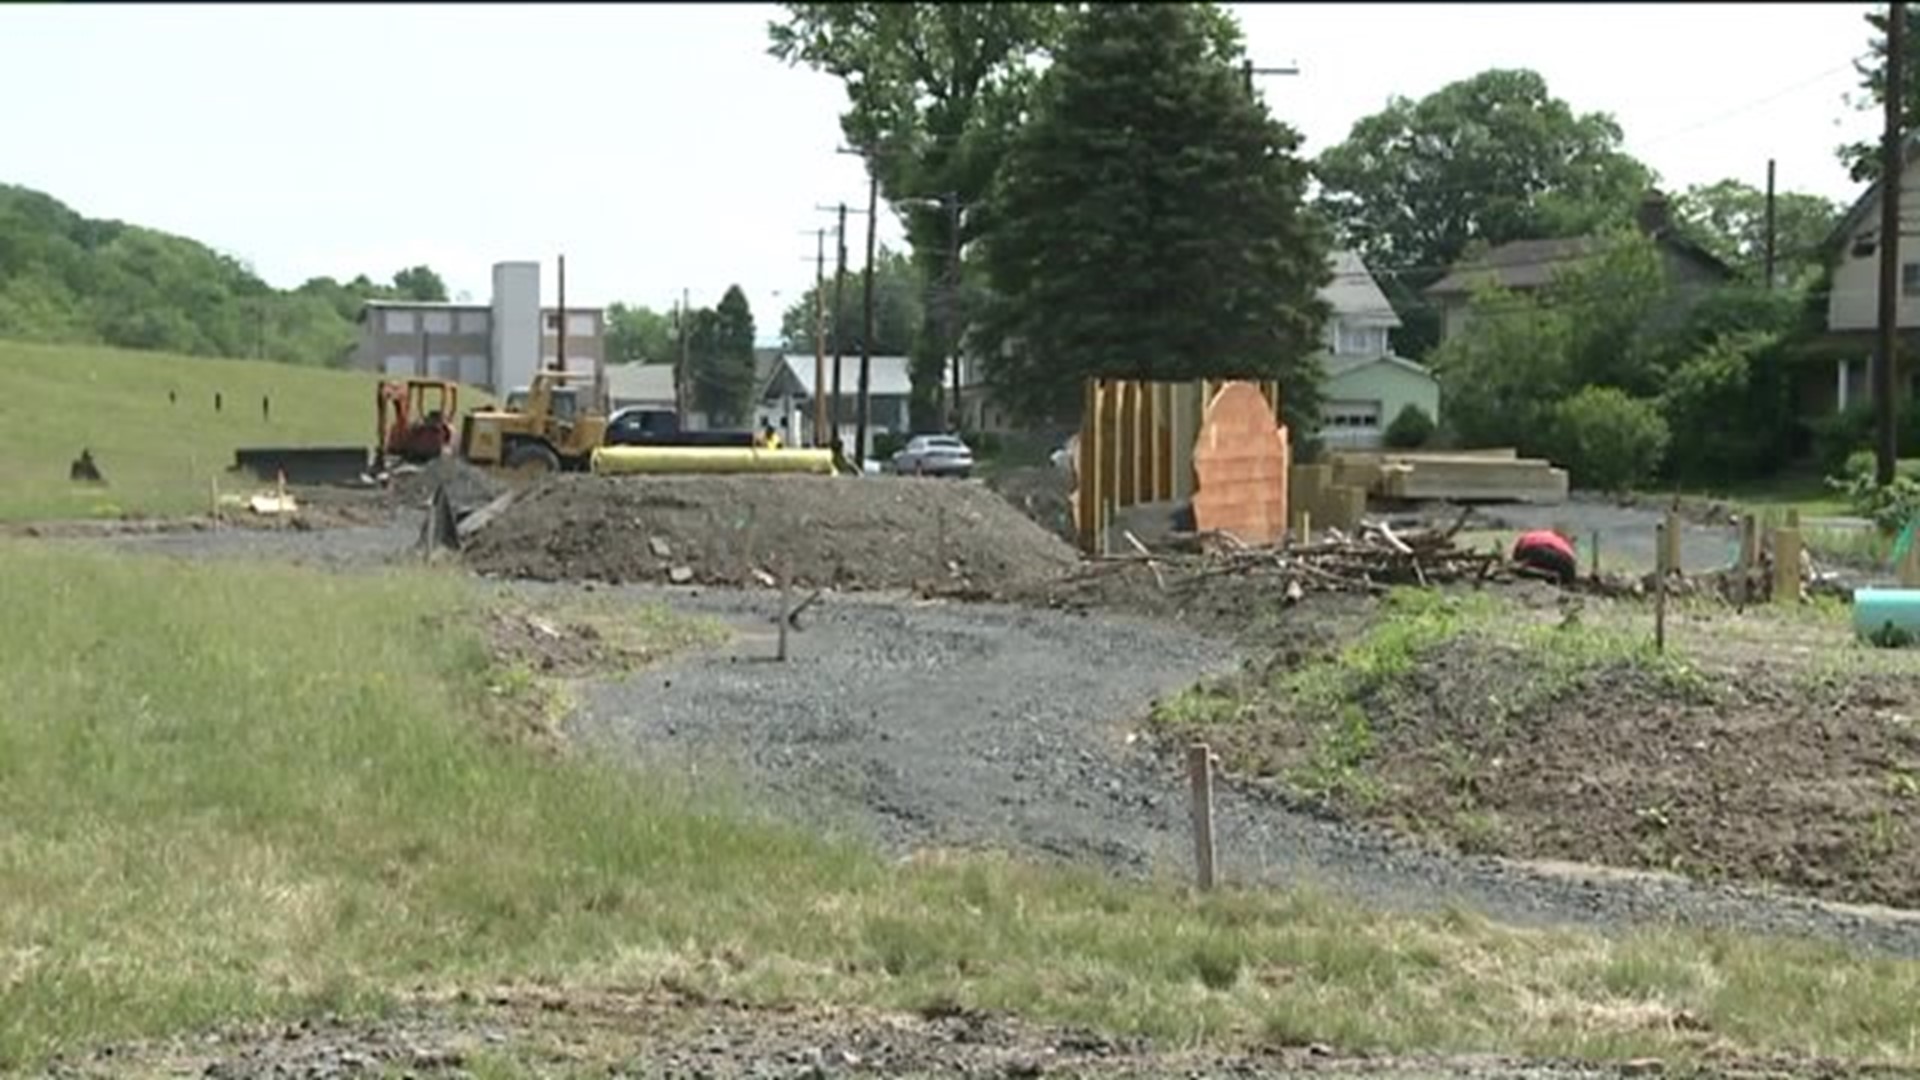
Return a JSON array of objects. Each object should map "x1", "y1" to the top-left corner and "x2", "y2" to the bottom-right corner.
[
  {"x1": 388, "y1": 457, "x2": 507, "y2": 515},
  {"x1": 1169, "y1": 602, "x2": 1920, "y2": 911},
  {"x1": 984, "y1": 464, "x2": 1075, "y2": 545},
  {"x1": 461, "y1": 474, "x2": 1080, "y2": 595}
]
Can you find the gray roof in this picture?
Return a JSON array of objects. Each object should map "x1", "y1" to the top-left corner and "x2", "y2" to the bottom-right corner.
[
  {"x1": 1425, "y1": 237, "x2": 1607, "y2": 296},
  {"x1": 765, "y1": 353, "x2": 916, "y2": 399},
  {"x1": 605, "y1": 362, "x2": 677, "y2": 404},
  {"x1": 1322, "y1": 249, "x2": 1401, "y2": 326}
]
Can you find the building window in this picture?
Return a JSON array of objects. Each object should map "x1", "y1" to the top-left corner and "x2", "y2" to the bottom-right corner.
[
  {"x1": 567, "y1": 313, "x2": 597, "y2": 338},
  {"x1": 1322, "y1": 400, "x2": 1382, "y2": 429},
  {"x1": 543, "y1": 313, "x2": 560, "y2": 333},
  {"x1": 1335, "y1": 324, "x2": 1387, "y2": 356},
  {"x1": 383, "y1": 310, "x2": 415, "y2": 335},
  {"x1": 422, "y1": 311, "x2": 452, "y2": 335},
  {"x1": 1904, "y1": 264, "x2": 1920, "y2": 298},
  {"x1": 458, "y1": 311, "x2": 490, "y2": 335}
]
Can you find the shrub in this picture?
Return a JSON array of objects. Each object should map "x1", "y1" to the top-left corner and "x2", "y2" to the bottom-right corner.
[
  {"x1": 1383, "y1": 403, "x2": 1436, "y2": 449},
  {"x1": 1830, "y1": 451, "x2": 1920, "y2": 535},
  {"x1": 1547, "y1": 387, "x2": 1670, "y2": 493},
  {"x1": 1811, "y1": 406, "x2": 1876, "y2": 476},
  {"x1": 871, "y1": 432, "x2": 909, "y2": 461}
]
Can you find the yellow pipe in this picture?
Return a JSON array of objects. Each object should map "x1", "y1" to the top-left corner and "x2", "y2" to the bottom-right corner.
[{"x1": 591, "y1": 446, "x2": 837, "y2": 475}]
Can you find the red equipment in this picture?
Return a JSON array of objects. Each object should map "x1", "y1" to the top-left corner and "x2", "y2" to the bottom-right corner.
[
  {"x1": 377, "y1": 379, "x2": 459, "y2": 465},
  {"x1": 1512, "y1": 528, "x2": 1578, "y2": 584}
]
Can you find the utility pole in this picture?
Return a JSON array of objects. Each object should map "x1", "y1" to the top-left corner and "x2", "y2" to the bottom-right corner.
[
  {"x1": 812, "y1": 227, "x2": 828, "y2": 447},
  {"x1": 944, "y1": 192, "x2": 962, "y2": 430},
  {"x1": 856, "y1": 166, "x2": 878, "y2": 467},
  {"x1": 555, "y1": 253, "x2": 567, "y2": 376},
  {"x1": 676, "y1": 287, "x2": 690, "y2": 428},
  {"x1": 1242, "y1": 58, "x2": 1301, "y2": 96},
  {"x1": 833, "y1": 201, "x2": 848, "y2": 438},
  {"x1": 1764, "y1": 160, "x2": 1777, "y2": 291},
  {"x1": 1877, "y1": 0, "x2": 1906, "y2": 487}
]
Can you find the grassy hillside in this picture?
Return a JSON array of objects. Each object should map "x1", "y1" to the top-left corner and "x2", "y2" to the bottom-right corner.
[
  {"x1": 0, "y1": 182, "x2": 447, "y2": 367},
  {"x1": 0, "y1": 545, "x2": 1917, "y2": 1072},
  {"x1": 0, "y1": 339, "x2": 405, "y2": 520}
]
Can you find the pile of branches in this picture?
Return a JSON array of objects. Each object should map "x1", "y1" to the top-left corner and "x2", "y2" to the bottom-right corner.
[{"x1": 1065, "y1": 512, "x2": 1508, "y2": 598}]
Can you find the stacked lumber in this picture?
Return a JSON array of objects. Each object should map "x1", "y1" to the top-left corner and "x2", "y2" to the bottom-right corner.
[
  {"x1": 1327, "y1": 449, "x2": 1568, "y2": 505},
  {"x1": 1065, "y1": 514, "x2": 1507, "y2": 598}
]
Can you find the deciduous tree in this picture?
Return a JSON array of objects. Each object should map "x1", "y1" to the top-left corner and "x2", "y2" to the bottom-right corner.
[
  {"x1": 768, "y1": 2, "x2": 1074, "y2": 423},
  {"x1": 1838, "y1": 3, "x2": 1919, "y2": 183},
  {"x1": 978, "y1": 2, "x2": 1330, "y2": 434},
  {"x1": 605, "y1": 302, "x2": 674, "y2": 364},
  {"x1": 1672, "y1": 179, "x2": 1840, "y2": 287},
  {"x1": 1314, "y1": 69, "x2": 1654, "y2": 357},
  {"x1": 779, "y1": 246, "x2": 925, "y2": 358}
]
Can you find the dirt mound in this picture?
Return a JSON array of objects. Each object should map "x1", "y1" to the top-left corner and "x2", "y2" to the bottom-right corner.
[
  {"x1": 984, "y1": 464, "x2": 1075, "y2": 545},
  {"x1": 462, "y1": 474, "x2": 1079, "y2": 594},
  {"x1": 389, "y1": 457, "x2": 506, "y2": 515},
  {"x1": 1157, "y1": 594, "x2": 1920, "y2": 912}
]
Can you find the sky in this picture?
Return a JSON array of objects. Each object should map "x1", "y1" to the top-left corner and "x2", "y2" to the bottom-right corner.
[{"x1": 0, "y1": 3, "x2": 1885, "y2": 347}]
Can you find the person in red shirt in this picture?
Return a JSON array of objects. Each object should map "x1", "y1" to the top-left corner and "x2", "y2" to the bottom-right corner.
[{"x1": 1512, "y1": 528, "x2": 1578, "y2": 585}]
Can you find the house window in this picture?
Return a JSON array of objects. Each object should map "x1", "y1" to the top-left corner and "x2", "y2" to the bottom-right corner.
[
  {"x1": 383, "y1": 310, "x2": 415, "y2": 335},
  {"x1": 1322, "y1": 400, "x2": 1382, "y2": 429},
  {"x1": 1904, "y1": 264, "x2": 1920, "y2": 298},
  {"x1": 1334, "y1": 323, "x2": 1387, "y2": 356}
]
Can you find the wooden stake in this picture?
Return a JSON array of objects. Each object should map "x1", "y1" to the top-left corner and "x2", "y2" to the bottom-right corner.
[
  {"x1": 776, "y1": 560, "x2": 791, "y2": 662},
  {"x1": 1654, "y1": 521, "x2": 1668, "y2": 653},
  {"x1": 1590, "y1": 529, "x2": 1601, "y2": 578},
  {"x1": 1188, "y1": 743, "x2": 1217, "y2": 892},
  {"x1": 1773, "y1": 527, "x2": 1803, "y2": 604},
  {"x1": 1662, "y1": 510, "x2": 1682, "y2": 574}
]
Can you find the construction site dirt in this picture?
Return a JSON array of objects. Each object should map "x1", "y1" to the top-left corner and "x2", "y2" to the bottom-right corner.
[
  {"x1": 51, "y1": 987, "x2": 1858, "y2": 1080},
  {"x1": 73, "y1": 484, "x2": 1920, "y2": 965},
  {"x1": 461, "y1": 473, "x2": 1079, "y2": 595}
]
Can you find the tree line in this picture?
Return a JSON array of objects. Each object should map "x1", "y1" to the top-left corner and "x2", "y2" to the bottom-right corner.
[
  {"x1": 768, "y1": 1, "x2": 1898, "y2": 490},
  {"x1": 0, "y1": 183, "x2": 452, "y2": 367}
]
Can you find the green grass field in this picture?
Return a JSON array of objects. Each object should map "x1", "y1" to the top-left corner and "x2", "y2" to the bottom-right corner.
[
  {"x1": 0, "y1": 339, "x2": 480, "y2": 521},
  {"x1": 3, "y1": 544, "x2": 1919, "y2": 1072}
]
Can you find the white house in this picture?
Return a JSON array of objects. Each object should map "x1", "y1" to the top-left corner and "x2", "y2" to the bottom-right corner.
[
  {"x1": 1817, "y1": 135, "x2": 1920, "y2": 416},
  {"x1": 757, "y1": 353, "x2": 922, "y2": 457},
  {"x1": 1316, "y1": 250, "x2": 1440, "y2": 449}
]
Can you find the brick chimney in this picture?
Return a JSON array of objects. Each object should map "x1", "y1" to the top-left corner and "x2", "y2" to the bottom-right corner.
[{"x1": 1635, "y1": 189, "x2": 1671, "y2": 236}]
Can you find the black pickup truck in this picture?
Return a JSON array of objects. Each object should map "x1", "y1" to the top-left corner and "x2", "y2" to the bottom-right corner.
[{"x1": 603, "y1": 407, "x2": 758, "y2": 448}]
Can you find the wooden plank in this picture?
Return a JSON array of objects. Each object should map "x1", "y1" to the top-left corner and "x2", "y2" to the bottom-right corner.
[{"x1": 1077, "y1": 378, "x2": 1100, "y2": 554}]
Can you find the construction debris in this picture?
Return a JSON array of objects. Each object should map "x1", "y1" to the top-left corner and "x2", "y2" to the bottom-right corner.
[{"x1": 1057, "y1": 515, "x2": 1505, "y2": 601}]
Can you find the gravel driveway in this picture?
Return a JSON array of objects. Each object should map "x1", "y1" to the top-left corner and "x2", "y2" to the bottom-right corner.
[
  {"x1": 565, "y1": 583, "x2": 1920, "y2": 958},
  {"x1": 88, "y1": 517, "x2": 1920, "y2": 956}
]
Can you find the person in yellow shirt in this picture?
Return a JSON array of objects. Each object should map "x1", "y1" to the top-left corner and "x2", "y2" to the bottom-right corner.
[{"x1": 758, "y1": 421, "x2": 783, "y2": 450}]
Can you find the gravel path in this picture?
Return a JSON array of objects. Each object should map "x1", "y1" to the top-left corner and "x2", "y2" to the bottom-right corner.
[
  {"x1": 89, "y1": 519, "x2": 1920, "y2": 956},
  {"x1": 563, "y1": 582, "x2": 1920, "y2": 958}
]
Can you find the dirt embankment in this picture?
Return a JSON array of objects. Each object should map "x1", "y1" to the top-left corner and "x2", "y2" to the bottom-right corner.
[
  {"x1": 1158, "y1": 591, "x2": 1920, "y2": 912},
  {"x1": 461, "y1": 474, "x2": 1079, "y2": 595}
]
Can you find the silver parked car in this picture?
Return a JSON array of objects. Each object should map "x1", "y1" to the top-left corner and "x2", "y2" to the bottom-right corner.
[{"x1": 890, "y1": 433, "x2": 975, "y2": 478}]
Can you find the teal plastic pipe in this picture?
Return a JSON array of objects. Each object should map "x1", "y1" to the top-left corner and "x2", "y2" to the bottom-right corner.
[{"x1": 1853, "y1": 588, "x2": 1920, "y2": 646}]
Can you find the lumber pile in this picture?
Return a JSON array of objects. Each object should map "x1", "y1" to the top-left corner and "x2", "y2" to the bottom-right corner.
[
  {"x1": 1327, "y1": 449, "x2": 1569, "y2": 505},
  {"x1": 1064, "y1": 515, "x2": 1507, "y2": 598}
]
